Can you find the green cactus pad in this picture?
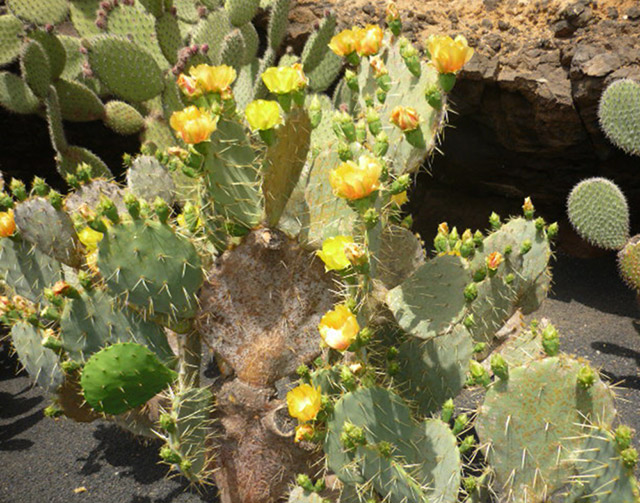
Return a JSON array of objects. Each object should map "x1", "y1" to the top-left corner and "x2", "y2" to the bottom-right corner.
[
  {"x1": 267, "y1": 0, "x2": 290, "y2": 50},
  {"x1": 598, "y1": 79, "x2": 640, "y2": 156},
  {"x1": 139, "y1": 0, "x2": 164, "y2": 18},
  {"x1": 173, "y1": 0, "x2": 200, "y2": 22},
  {"x1": 7, "y1": 0, "x2": 69, "y2": 25},
  {"x1": 0, "y1": 71, "x2": 41, "y2": 114},
  {"x1": 0, "y1": 15, "x2": 25, "y2": 66},
  {"x1": 106, "y1": 3, "x2": 167, "y2": 68},
  {"x1": 567, "y1": 177, "x2": 629, "y2": 250},
  {"x1": 60, "y1": 289, "x2": 173, "y2": 363},
  {"x1": 566, "y1": 425, "x2": 640, "y2": 503},
  {"x1": 127, "y1": 155, "x2": 175, "y2": 204},
  {"x1": 155, "y1": 12, "x2": 182, "y2": 66},
  {"x1": 0, "y1": 235, "x2": 63, "y2": 303},
  {"x1": 396, "y1": 324, "x2": 473, "y2": 417},
  {"x1": 220, "y1": 28, "x2": 245, "y2": 71},
  {"x1": 28, "y1": 29, "x2": 66, "y2": 81},
  {"x1": 387, "y1": 254, "x2": 469, "y2": 340},
  {"x1": 308, "y1": 51, "x2": 342, "y2": 93},
  {"x1": 80, "y1": 342, "x2": 177, "y2": 415},
  {"x1": 304, "y1": 148, "x2": 356, "y2": 246},
  {"x1": 225, "y1": 0, "x2": 260, "y2": 26},
  {"x1": 325, "y1": 387, "x2": 461, "y2": 503},
  {"x1": 476, "y1": 355, "x2": 617, "y2": 503},
  {"x1": 45, "y1": 84, "x2": 68, "y2": 154},
  {"x1": 58, "y1": 35, "x2": 86, "y2": 81},
  {"x1": 20, "y1": 40, "x2": 52, "y2": 99},
  {"x1": 97, "y1": 219, "x2": 203, "y2": 318},
  {"x1": 68, "y1": 0, "x2": 102, "y2": 38},
  {"x1": 54, "y1": 79, "x2": 105, "y2": 122},
  {"x1": 238, "y1": 22, "x2": 259, "y2": 65},
  {"x1": 202, "y1": 117, "x2": 263, "y2": 231},
  {"x1": 232, "y1": 62, "x2": 258, "y2": 111},
  {"x1": 377, "y1": 225, "x2": 425, "y2": 289},
  {"x1": 141, "y1": 116, "x2": 178, "y2": 152},
  {"x1": 11, "y1": 322, "x2": 64, "y2": 393},
  {"x1": 164, "y1": 387, "x2": 214, "y2": 481},
  {"x1": 14, "y1": 196, "x2": 83, "y2": 267},
  {"x1": 104, "y1": 100, "x2": 145, "y2": 135},
  {"x1": 191, "y1": 8, "x2": 231, "y2": 65},
  {"x1": 618, "y1": 235, "x2": 640, "y2": 291},
  {"x1": 263, "y1": 107, "x2": 311, "y2": 228},
  {"x1": 57, "y1": 145, "x2": 111, "y2": 179},
  {"x1": 86, "y1": 35, "x2": 164, "y2": 102},
  {"x1": 301, "y1": 13, "x2": 336, "y2": 73}
]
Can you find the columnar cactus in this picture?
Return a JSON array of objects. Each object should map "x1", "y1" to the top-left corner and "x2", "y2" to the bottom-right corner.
[{"x1": 1, "y1": 3, "x2": 637, "y2": 503}]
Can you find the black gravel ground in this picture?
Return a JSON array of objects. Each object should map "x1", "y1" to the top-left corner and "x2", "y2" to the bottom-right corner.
[{"x1": 1, "y1": 251, "x2": 639, "y2": 503}]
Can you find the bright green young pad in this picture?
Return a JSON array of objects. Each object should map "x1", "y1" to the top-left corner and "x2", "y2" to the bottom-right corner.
[
  {"x1": 598, "y1": 79, "x2": 640, "y2": 156},
  {"x1": 618, "y1": 235, "x2": 640, "y2": 291},
  {"x1": 11, "y1": 322, "x2": 63, "y2": 393},
  {"x1": 387, "y1": 254, "x2": 468, "y2": 340},
  {"x1": 0, "y1": 236, "x2": 63, "y2": 303},
  {"x1": 97, "y1": 219, "x2": 203, "y2": 317},
  {"x1": 60, "y1": 289, "x2": 174, "y2": 363},
  {"x1": 0, "y1": 15, "x2": 25, "y2": 66},
  {"x1": 476, "y1": 355, "x2": 616, "y2": 503},
  {"x1": 567, "y1": 177, "x2": 629, "y2": 250},
  {"x1": 7, "y1": 0, "x2": 69, "y2": 25},
  {"x1": 86, "y1": 35, "x2": 164, "y2": 102},
  {"x1": 14, "y1": 196, "x2": 83, "y2": 268},
  {"x1": 80, "y1": 342, "x2": 177, "y2": 415}
]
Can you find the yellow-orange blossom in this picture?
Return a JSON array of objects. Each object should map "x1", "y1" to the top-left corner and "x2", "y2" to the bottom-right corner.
[
  {"x1": 170, "y1": 106, "x2": 219, "y2": 144},
  {"x1": 427, "y1": 35, "x2": 474, "y2": 74},
  {"x1": 329, "y1": 155, "x2": 382, "y2": 200}
]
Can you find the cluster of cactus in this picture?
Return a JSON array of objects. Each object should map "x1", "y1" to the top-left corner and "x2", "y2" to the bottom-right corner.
[
  {"x1": 1, "y1": 3, "x2": 638, "y2": 503},
  {"x1": 567, "y1": 78, "x2": 640, "y2": 292},
  {"x1": 0, "y1": 0, "x2": 341, "y2": 178}
]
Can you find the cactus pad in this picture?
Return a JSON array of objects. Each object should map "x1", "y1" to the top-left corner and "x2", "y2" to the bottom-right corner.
[
  {"x1": 86, "y1": 35, "x2": 164, "y2": 102},
  {"x1": 54, "y1": 79, "x2": 105, "y2": 122},
  {"x1": 97, "y1": 219, "x2": 203, "y2": 318},
  {"x1": 377, "y1": 225, "x2": 425, "y2": 289},
  {"x1": 225, "y1": 0, "x2": 260, "y2": 27},
  {"x1": 0, "y1": 71, "x2": 41, "y2": 114},
  {"x1": 14, "y1": 197, "x2": 83, "y2": 267},
  {"x1": 567, "y1": 177, "x2": 629, "y2": 250},
  {"x1": 127, "y1": 156, "x2": 175, "y2": 204},
  {"x1": 80, "y1": 342, "x2": 177, "y2": 415},
  {"x1": 104, "y1": 100, "x2": 145, "y2": 135},
  {"x1": 598, "y1": 79, "x2": 640, "y2": 156},
  {"x1": 64, "y1": 179, "x2": 125, "y2": 215},
  {"x1": 11, "y1": 322, "x2": 63, "y2": 393},
  {"x1": 387, "y1": 254, "x2": 468, "y2": 340},
  {"x1": 60, "y1": 289, "x2": 174, "y2": 363},
  {"x1": 0, "y1": 15, "x2": 25, "y2": 66},
  {"x1": 21, "y1": 40, "x2": 52, "y2": 99},
  {"x1": 618, "y1": 235, "x2": 640, "y2": 291},
  {"x1": 476, "y1": 355, "x2": 617, "y2": 503},
  {"x1": 7, "y1": 0, "x2": 69, "y2": 25}
]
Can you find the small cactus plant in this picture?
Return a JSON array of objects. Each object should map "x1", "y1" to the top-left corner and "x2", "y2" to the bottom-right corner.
[{"x1": 1, "y1": 3, "x2": 637, "y2": 503}]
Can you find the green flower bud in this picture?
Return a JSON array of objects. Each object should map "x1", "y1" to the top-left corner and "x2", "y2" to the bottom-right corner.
[
  {"x1": 469, "y1": 360, "x2": 490, "y2": 387},
  {"x1": 10, "y1": 179, "x2": 27, "y2": 201},
  {"x1": 31, "y1": 177, "x2": 49, "y2": 197},
  {"x1": 577, "y1": 364, "x2": 596, "y2": 389},
  {"x1": 615, "y1": 425, "x2": 633, "y2": 451},
  {"x1": 621, "y1": 447, "x2": 638, "y2": 469},
  {"x1": 489, "y1": 212, "x2": 501, "y2": 230},
  {"x1": 541, "y1": 324, "x2": 560, "y2": 356},
  {"x1": 520, "y1": 239, "x2": 532, "y2": 255},
  {"x1": 459, "y1": 435, "x2": 475, "y2": 454},
  {"x1": 441, "y1": 399, "x2": 455, "y2": 423},
  {"x1": 491, "y1": 354, "x2": 509, "y2": 380},
  {"x1": 546, "y1": 222, "x2": 559, "y2": 240},
  {"x1": 452, "y1": 413, "x2": 469, "y2": 435},
  {"x1": 464, "y1": 283, "x2": 478, "y2": 302}
]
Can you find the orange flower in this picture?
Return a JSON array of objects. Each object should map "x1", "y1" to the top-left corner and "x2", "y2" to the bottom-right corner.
[
  {"x1": 287, "y1": 384, "x2": 322, "y2": 422},
  {"x1": 328, "y1": 28, "x2": 361, "y2": 57},
  {"x1": 176, "y1": 74, "x2": 200, "y2": 97},
  {"x1": 294, "y1": 423, "x2": 315, "y2": 443},
  {"x1": 370, "y1": 56, "x2": 388, "y2": 78},
  {"x1": 318, "y1": 304, "x2": 360, "y2": 351},
  {"x1": 188, "y1": 64, "x2": 237, "y2": 93},
  {"x1": 390, "y1": 106, "x2": 420, "y2": 131},
  {"x1": 486, "y1": 251, "x2": 503, "y2": 271},
  {"x1": 427, "y1": 35, "x2": 474, "y2": 74},
  {"x1": 356, "y1": 25, "x2": 384, "y2": 56},
  {"x1": 170, "y1": 106, "x2": 219, "y2": 144},
  {"x1": 329, "y1": 155, "x2": 382, "y2": 200},
  {"x1": 0, "y1": 210, "x2": 15, "y2": 238}
]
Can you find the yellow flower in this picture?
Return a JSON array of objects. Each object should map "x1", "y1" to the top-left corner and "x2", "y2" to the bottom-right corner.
[
  {"x1": 188, "y1": 64, "x2": 237, "y2": 93},
  {"x1": 318, "y1": 304, "x2": 360, "y2": 351},
  {"x1": 329, "y1": 155, "x2": 382, "y2": 200},
  {"x1": 317, "y1": 235, "x2": 354, "y2": 271},
  {"x1": 486, "y1": 251, "x2": 503, "y2": 271},
  {"x1": 328, "y1": 28, "x2": 360, "y2": 57},
  {"x1": 386, "y1": 1, "x2": 400, "y2": 21},
  {"x1": 391, "y1": 191, "x2": 408, "y2": 206},
  {"x1": 390, "y1": 106, "x2": 420, "y2": 131},
  {"x1": 0, "y1": 210, "x2": 16, "y2": 238},
  {"x1": 261, "y1": 66, "x2": 306, "y2": 95},
  {"x1": 292, "y1": 63, "x2": 309, "y2": 87},
  {"x1": 78, "y1": 226, "x2": 104, "y2": 252},
  {"x1": 170, "y1": 106, "x2": 219, "y2": 144},
  {"x1": 287, "y1": 384, "x2": 322, "y2": 422},
  {"x1": 176, "y1": 73, "x2": 200, "y2": 97},
  {"x1": 245, "y1": 100, "x2": 284, "y2": 131},
  {"x1": 356, "y1": 25, "x2": 384, "y2": 56},
  {"x1": 294, "y1": 423, "x2": 315, "y2": 443},
  {"x1": 370, "y1": 56, "x2": 388, "y2": 78},
  {"x1": 427, "y1": 35, "x2": 474, "y2": 74}
]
